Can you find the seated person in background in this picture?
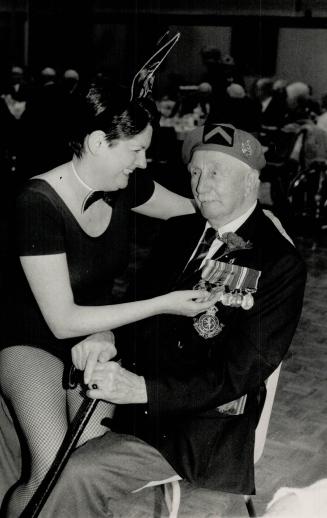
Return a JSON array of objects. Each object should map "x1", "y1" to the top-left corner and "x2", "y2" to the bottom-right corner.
[
  {"x1": 316, "y1": 93, "x2": 327, "y2": 133},
  {"x1": 157, "y1": 94, "x2": 179, "y2": 120},
  {"x1": 254, "y1": 77, "x2": 288, "y2": 129},
  {"x1": 285, "y1": 97, "x2": 327, "y2": 169},
  {"x1": 62, "y1": 68, "x2": 80, "y2": 96},
  {"x1": 40, "y1": 124, "x2": 306, "y2": 518},
  {"x1": 0, "y1": 81, "x2": 216, "y2": 517},
  {"x1": 0, "y1": 82, "x2": 30, "y2": 188}
]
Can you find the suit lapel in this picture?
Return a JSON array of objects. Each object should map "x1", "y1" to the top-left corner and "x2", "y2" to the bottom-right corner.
[{"x1": 211, "y1": 205, "x2": 263, "y2": 269}]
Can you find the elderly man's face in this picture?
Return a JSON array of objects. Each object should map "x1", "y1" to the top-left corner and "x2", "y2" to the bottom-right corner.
[{"x1": 189, "y1": 150, "x2": 255, "y2": 226}]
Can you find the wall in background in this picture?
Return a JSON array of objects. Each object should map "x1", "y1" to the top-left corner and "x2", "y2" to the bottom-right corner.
[
  {"x1": 1, "y1": 1, "x2": 327, "y2": 101},
  {"x1": 277, "y1": 27, "x2": 327, "y2": 99},
  {"x1": 158, "y1": 25, "x2": 232, "y2": 89}
]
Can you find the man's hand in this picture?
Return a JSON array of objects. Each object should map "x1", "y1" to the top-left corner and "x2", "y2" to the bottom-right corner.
[
  {"x1": 87, "y1": 361, "x2": 148, "y2": 404},
  {"x1": 71, "y1": 331, "x2": 117, "y2": 385}
]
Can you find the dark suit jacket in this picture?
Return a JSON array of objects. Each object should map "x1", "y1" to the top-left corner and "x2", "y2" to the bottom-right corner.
[{"x1": 114, "y1": 205, "x2": 306, "y2": 494}]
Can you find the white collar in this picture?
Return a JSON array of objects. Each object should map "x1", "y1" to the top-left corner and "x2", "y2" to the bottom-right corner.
[{"x1": 205, "y1": 201, "x2": 257, "y2": 236}]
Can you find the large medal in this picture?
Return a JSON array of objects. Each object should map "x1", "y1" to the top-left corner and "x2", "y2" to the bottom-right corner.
[
  {"x1": 241, "y1": 291, "x2": 254, "y2": 310},
  {"x1": 193, "y1": 306, "x2": 224, "y2": 339}
]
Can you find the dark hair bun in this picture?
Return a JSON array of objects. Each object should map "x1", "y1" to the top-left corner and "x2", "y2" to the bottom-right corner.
[
  {"x1": 68, "y1": 79, "x2": 157, "y2": 157},
  {"x1": 85, "y1": 80, "x2": 130, "y2": 118}
]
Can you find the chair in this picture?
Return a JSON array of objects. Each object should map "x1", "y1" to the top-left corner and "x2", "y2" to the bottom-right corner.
[
  {"x1": 163, "y1": 480, "x2": 182, "y2": 518},
  {"x1": 162, "y1": 363, "x2": 283, "y2": 518},
  {"x1": 244, "y1": 363, "x2": 282, "y2": 517},
  {"x1": 132, "y1": 474, "x2": 182, "y2": 518}
]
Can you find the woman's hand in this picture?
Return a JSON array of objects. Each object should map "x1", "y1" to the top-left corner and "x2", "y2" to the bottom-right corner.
[
  {"x1": 156, "y1": 289, "x2": 221, "y2": 317},
  {"x1": 71, "y1": 331, "x2": 117, "y2": 385}
]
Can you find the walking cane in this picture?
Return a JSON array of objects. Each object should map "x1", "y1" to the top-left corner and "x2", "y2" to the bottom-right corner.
[{"x1": 19, "y1": 366, "x2": 101, "y2": 518}]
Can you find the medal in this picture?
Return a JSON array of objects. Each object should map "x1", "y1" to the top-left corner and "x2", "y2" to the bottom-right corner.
[
  {"x1": 211, "y1": 286, "x2": 225, "y2": 302},
  {"x1": 193, "y1": 306, "x2": 224, "y2": 339},
  {"x1": 230, "y1": 292, "x2": 243, "y2": 307},
  {"x1": 241, "y1": 292, "x2": 254, "y2": 310},
  {"x1": 221, "y1": 292, "x2": 233, "y2": 306}
]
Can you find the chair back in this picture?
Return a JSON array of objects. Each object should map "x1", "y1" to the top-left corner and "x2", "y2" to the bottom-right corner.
[{"x1": 254, "y1": 363, "x2": 282, "y2": 464}]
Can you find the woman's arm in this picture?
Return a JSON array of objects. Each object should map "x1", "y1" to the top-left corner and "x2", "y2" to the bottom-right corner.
[
  {"x1": 132, "y1": 181, "x2": 196, "y2": 220},
  {"x1": 20, "y1": 253, "x2": 217, "y2": 339}
]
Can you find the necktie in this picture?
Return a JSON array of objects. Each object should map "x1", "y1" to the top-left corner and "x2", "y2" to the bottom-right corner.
[
  {"x1": 82, "y1": 191, "x2": 117, "y2": 213},
  {"x1": 183, "y1": 227, "x2": 217, "y2": 278}
]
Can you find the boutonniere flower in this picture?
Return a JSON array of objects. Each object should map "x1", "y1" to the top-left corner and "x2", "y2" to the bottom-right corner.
[
  {"x1": 215, "y1": 232, "x2": 252, "y2": 259},
  {"x1": 221, "y1": 232, "x2": 252, "y2": 251}
]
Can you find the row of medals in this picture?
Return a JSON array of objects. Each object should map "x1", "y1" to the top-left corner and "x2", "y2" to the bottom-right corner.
[
  {"x1": 212, "y1": 285, "x2": 255, "y2": 309},
  {"x1": 193, "y1": 281, "x2": 255, "y2": 339},
  {"x1": 194, "y1": 280, "x2": 255, "y2": 309}
]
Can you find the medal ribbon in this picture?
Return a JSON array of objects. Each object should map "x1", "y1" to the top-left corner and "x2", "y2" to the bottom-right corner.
[{"x1": 201, "y1": 260, "x2": 261, "y2": 292}]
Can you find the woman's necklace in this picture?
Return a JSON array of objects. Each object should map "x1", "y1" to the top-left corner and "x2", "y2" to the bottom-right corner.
[
  {"x1": 71, "y1": 161, "x2": 114, "y2": 213},
  {"x1": 71, "y1": 161, "x2": 98, "y2": 213},
  {"x1": 71, "y1": 161, "x2": 93, "y2": 192}
]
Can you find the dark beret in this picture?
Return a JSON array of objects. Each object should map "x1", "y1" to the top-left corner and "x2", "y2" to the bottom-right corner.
[{"x1": 182, "y1": 123, "x2": 266, "y2": 171}]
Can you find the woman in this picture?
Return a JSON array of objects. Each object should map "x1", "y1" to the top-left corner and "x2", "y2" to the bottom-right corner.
[{"x1": 0, "y1": 83, "x2": 216, "y2": 516}]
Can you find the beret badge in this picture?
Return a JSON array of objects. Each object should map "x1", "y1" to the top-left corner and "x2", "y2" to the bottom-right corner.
[{"x1": 241, "y1": 139, "x2": 253, "y2": 158}]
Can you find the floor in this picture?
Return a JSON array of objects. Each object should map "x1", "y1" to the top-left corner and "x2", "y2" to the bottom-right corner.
[{"x1": 111, "y1": 223, "x2": 327, "y2": 518}]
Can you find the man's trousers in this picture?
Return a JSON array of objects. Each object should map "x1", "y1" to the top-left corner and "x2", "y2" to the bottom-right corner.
[{"x1": 41, "y1": 431, "x2": 179, "y2": 518}]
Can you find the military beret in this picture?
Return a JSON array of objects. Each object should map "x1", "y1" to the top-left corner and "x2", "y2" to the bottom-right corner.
[{"x1": 182, "y1": 123, "x2": 266, "y2": 171}]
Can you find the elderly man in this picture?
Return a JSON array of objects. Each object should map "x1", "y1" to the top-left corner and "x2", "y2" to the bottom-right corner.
[{"x1": 41, "y1": 124, "x2": 306, "y2": 517}]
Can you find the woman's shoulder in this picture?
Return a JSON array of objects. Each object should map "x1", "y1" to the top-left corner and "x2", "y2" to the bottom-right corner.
[
  {"x1": 17, "y1": 179, "x2": 68, "y2": 230},
  {"x1": 18, "y1": 178, "x2": 59, "y2": 209},
  {"x1": 19, "y1": 165, "x2": 69, "y2": 206},
  {"x1": 29, "y1": 164, "x2": 67, "y2": 190}
]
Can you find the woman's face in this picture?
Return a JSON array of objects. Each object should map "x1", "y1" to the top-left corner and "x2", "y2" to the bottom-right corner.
[{"x1": 101, "y1": 124, "x2": 153, "y2": 191}]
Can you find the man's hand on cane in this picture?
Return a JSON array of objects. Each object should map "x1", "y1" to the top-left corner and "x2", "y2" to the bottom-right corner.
[{"x1": 87, "y1": 361, "x2": 148, "y2": 404}]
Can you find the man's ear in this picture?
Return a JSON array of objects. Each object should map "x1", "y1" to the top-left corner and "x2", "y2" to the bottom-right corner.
[
  {"x1": 86, "y1": 130, "x2": 107, "y2": 155},
  {"x1": 245, "y1": 168, "x2": 260, "y2": 196}
]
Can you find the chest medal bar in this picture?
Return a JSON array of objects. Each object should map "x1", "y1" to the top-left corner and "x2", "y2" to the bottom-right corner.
[{"x1": 193, "y1": 260, "x2": 262, "y2": 339}]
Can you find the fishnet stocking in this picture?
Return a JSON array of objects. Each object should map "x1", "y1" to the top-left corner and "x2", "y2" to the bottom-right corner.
[
  {"x1": 0, "y1": 346, "x2": 115, "y2": 517},
  {"x1": 66, "y1": 375, "x2": 115, "y2": 447}
]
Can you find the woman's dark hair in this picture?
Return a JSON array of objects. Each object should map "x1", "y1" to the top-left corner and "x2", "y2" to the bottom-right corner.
[{"x1": 69, "y1": 81, "x2": 158, "y2": 157}]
